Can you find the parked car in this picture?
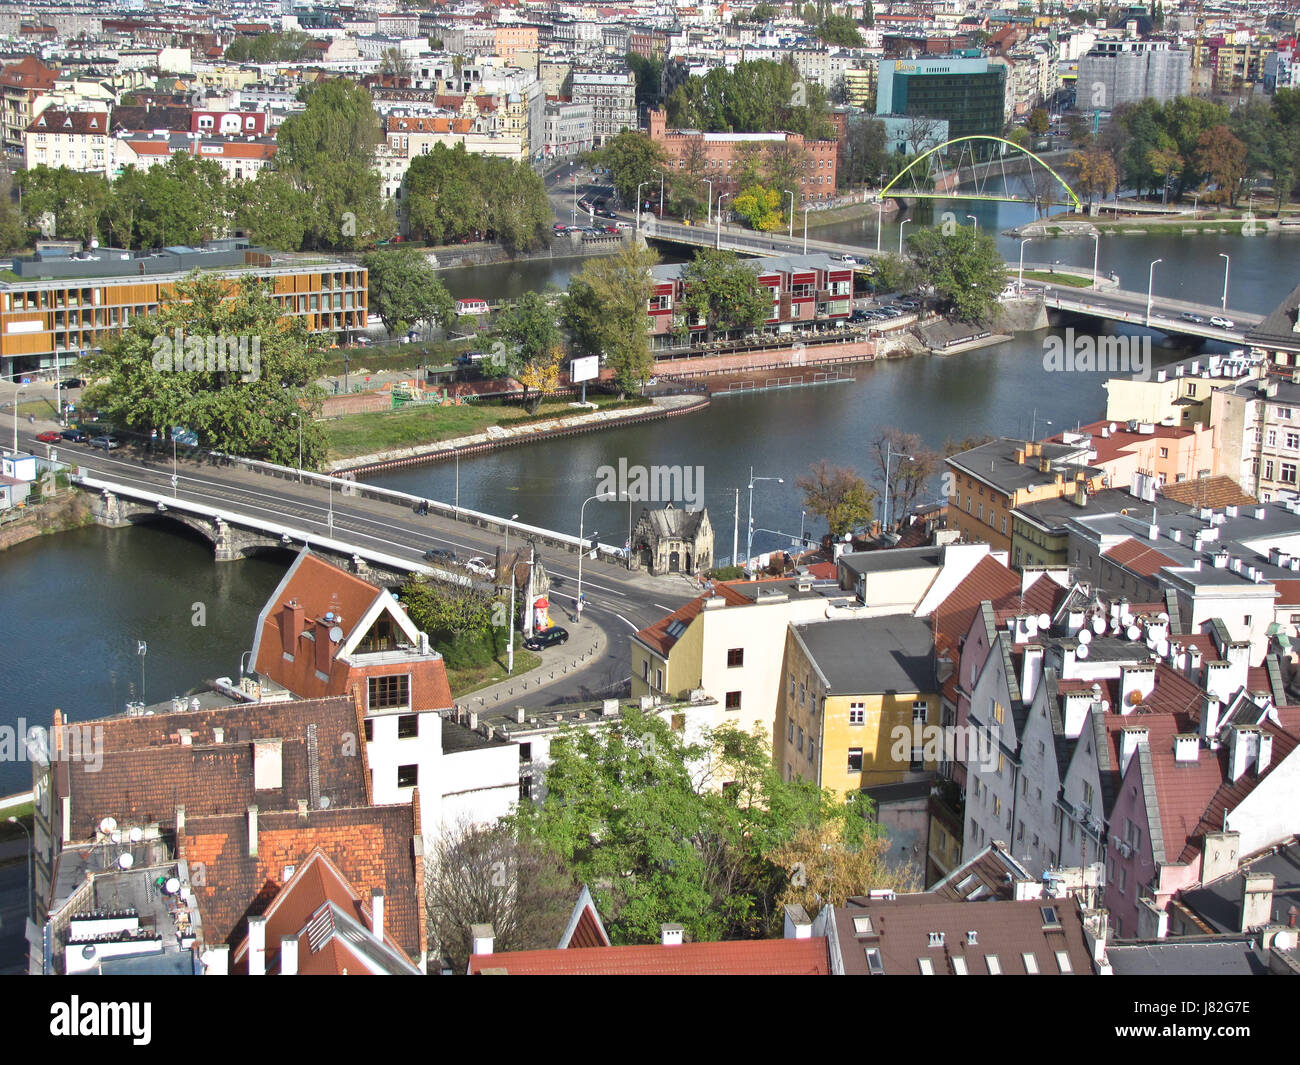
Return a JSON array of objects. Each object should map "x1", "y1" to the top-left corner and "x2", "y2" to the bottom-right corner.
[
  {"x1": 553, "y1": 223, "x2": 568, "y2": 232},
  {"x1": 1181, "y1": 312, "x2": 1206, "y2": 324},
  {"x1": 464, "y1": 557, "x2": 494, "y2": 578},
  {"x1": 36, "y1": 430, "x2": 61, "y2": 443},
  {"x1": 60, "y1": 377, "x2": 84, "y2": 389},
  {"x1": 423, "y1": 547, "x2": 458, "y2": 565},
  {"x1": 850, "y1": 309, "x2": 869, "y2": 322},
  {"x1": 616, "y1": 221, "x2": 632, "y2": 230},
  {"x1": 895, "y1": 299, "x2": 920, "y2": 310},
  {"x1": 1210, "y1": 315, "x2": 1235, "y2": 329},
  {"x1": 523, "y1": 626, "x2": 569, "y2": 651},
  {"x1": 89, "y1": 434, "x2": 120, "y2": 450},
  {"x1": 598, "y1": 209, "x2": 618, "y2": 219},
  {"x1": 61, "y1": 428, "x2": 87, "y2": 442}
]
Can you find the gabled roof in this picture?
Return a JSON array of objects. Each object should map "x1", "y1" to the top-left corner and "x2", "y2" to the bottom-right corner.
[
  {"x1": 632, "y1": 583, "x2": 750, "y2": 658},
  {"x1": 1159, "y1": 476, "x2": 1256, "y2": 510},
  {"x1": 469, "y1": 937, "x2": 832, "y2": 975},
  {"x1": 28, "y1": 108, "x2": 109, "y2": 134},
  {"x1": 930, "y1": 841, "x2": 1033, "y2": 903},
  {"x1": 557, "y1": 885, "x2": 611, "y2": 949}
]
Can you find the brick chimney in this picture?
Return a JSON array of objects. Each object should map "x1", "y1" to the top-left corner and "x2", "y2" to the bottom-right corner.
[
  {"x1": 280, "y1": 935, "x2": 299, "y2": 976},
  {"x1": 247, "y1": 915, "x2": 267, "y2": 976},
  {"x1": 280, "y1": 599, "x2": 303, "y2": 655}
]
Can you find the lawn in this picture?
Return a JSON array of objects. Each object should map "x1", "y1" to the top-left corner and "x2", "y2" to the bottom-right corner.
[
  {"x1": 447, "y1": 648, "x2": 543, "y2": 697},
  {"x1": 325, "y1": 394, "x2": 650, "y2": 459},
  {"x1": 1016, "y1": 269, "x2": 1093, "y2": 288}
]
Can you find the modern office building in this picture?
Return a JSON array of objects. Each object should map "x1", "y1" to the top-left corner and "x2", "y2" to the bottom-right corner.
[{"x1": 875, "y1": 55, "x2": 1006, "y2": 145}]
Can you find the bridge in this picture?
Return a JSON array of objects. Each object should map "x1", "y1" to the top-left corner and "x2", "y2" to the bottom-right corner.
[{"x1": 880, "y1": 136, "x2": 1084, "y2": 210}]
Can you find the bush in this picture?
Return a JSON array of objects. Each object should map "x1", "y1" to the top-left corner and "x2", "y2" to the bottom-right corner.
[{"x1": 707, "y1": 565, "x2": 745, "y2": 581}]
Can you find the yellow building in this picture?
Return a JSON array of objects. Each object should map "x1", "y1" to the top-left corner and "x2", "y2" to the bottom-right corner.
[
  {"x1": 775, "y1": 615, "x2": 939, "y2": 797},
  {"x1": 843, "y1": 66, "x2": 876, "y2": 109}
]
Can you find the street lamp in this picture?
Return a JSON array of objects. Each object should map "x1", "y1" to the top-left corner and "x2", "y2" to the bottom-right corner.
[
  {"x1": 291, "y1": 410, "x2": 303, "y2": 482},
  {"x1": 636, "y1": 179, "x2": 651, "y2": 236},
  {"x1": 966, "y1": 214, "x2": 977, "y2": 233},
  {"x1": 1146, "y1": 257, "x2": 1163, "y2": 327},
  {"x1": 716, "y1": 193, "x2": 731, "y2": 249},
  {"x1": 746, "y1": 467, "x2": 783, "y2": 574},
  {"x1": 803, "y1": 205, "x2": 812, "y2": 254},
  {"x1": 898, "y1": 217, "x2": 910, "y2": 255},
  {"x1": 7, "y1": 371, "x2": 26, "y2": 457},
  {"x1": 7, "y1": 815, "x2": 31, "y2": 923},
  {"x1": 876, "y1": 198, "x2": 883, "y2": 253},
  {"x1": 1018, "y1": 237, "x2": 1032, "y2": 291},
  {"x1": 785, "y1": 189, "x2": 796, "y2": 239},
  {"x1": 882, "y1": 441, "x2": 913, "y2": 534},
  {"x1": 577, "y1": 492, "x2": 614, "y2": 616},
  {"x1": 505, "y1": 513, "x2": 519, "y2": 672},
  {"x1": 1219, "y1": 253, "x2": 1230, "y2": 311},
  {"x1": 704, "y1": 178, "x2": 714, "y2": 225},
  {"x1": 1090, "y1": 231, "x2": 1100, "y2": 288}
]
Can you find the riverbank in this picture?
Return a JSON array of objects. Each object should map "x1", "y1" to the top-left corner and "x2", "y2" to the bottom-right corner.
[
  {"x1": 803, "y1": 196, "x2": 899, "y2": 230},
  {"x1": 0, "y1": 492, "x2": 93, "y2": 553},
  {"x1": 1013, "y1": 210, "x2": 1300, "y2": 238}
]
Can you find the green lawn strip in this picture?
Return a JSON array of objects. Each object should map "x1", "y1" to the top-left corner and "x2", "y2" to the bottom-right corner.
[
  {"x1": 1016, "y1": 269, "x2": 1093, "y2": 288},
  {"x1": 447, "y1": 648, "x2": 543, "y2": 697}
]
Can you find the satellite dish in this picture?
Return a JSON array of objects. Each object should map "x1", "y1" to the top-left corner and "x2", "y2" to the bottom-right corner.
[
  {"x1": 1038, "y1": 612, "x2": 1051, "y2": 630},
  {"x1": 118, "y1": 852, "x2": 134, "y2": 870},
  {"x1": 90, "y1": 238, "x2": 98, "y2": 248},
  {"x1": 99, "y1": 817, "x2": 117, "y2": 834},
  {"x1": 1075, "y1": 643, "x2": 1090, "y2": 659},
  {"x1": 165, "y1": 877, "x2": 181, "y2": 894},
  {"x1": 1078, "y1": 628, "x2": 1092, "y2": 644},
  {"x1": 1025, "y1": 616, "x2": 1039, "y2": 635},
  {"x1": 1121, "y1": 612, "x2": 1134, "y2": 626},
  {"x1": 843, "y1": 533, "x2": 852, "y2": 542},
  {"x1": 1156, "y1": 639, "x2": 1170, "y2": 657},
  {"x1": 1109, "y1": 423, "x2": 1118, "y2": 434},
  {"x1": 129, "y1": 826, "x2": 143, "y2": 843},
  {"x1": 319, "y1": 796, "x2": 331, "y2": 809},
  {"x1": 1127, "y1": 625, "x2": 1141, "y2": 641},
  {"x1": 1158, "y1": 612, "x2": 1170, "y2": 623},
  {"x1": 1092, "y1": 617, "x2": 1106, "y2": 634},
  {"x1": 1101, "y1": 700, "x2": 1110, "y2": 713},
  {"x1": 329, "y1": 625, "x2": 344, "y2": 643},
  {"x1": 110, "y1": 830, "x2": 122, "y2": 843}
]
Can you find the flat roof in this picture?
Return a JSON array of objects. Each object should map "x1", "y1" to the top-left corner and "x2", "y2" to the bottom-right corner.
[{"x1": 794, "y1": 615, "x2": 936, "y2": 695}]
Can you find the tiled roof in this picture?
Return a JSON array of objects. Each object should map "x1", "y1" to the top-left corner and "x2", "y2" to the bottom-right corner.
[
  {"x1": 1102, "y1": 537, "x2": 1178, "y2": 578},
  {"x1": 632, "y1": 583, "x2": 750, "y2": 657},
  {"x1": 990, "y1": 572, "x2": 1067, "y2": 621},
  {"x1": 55, "y1": 695, "x2": 370, "y2": 841},
  {"x1": 27, "y1": 109, "x2": 109, "y2": 134},
  {"x1": 180, "y1": 801, "x2": 425, "y2": 962},
  {"x1": 1159, "y1": 476, "x2": 1256, "y2": 509},
  {"x1": 929, "y1": 841, "x2": 1032, "y2": 902},
  {"x1": 930, "y1": 555, "x2": 1019, "y2": 705},
  {"x1": 469, "y1": 938, "x2": 831, "y2": 975}
]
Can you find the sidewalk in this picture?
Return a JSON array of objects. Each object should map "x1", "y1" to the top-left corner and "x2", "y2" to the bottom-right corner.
[{"x1": 451, "y1": 620, "x2": 608, "y2": 715}]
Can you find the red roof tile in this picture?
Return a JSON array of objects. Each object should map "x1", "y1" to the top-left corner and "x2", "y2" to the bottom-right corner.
[
  {"x1": 469, "y1": 937, "x2": 831, "y2": 975},
  {"x1": 633, "y1": 583, "x2": 750, "y2": 657}
]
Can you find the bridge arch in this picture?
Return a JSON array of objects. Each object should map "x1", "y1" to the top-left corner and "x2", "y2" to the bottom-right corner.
[{"x1": 879, "y1": 136, "x2": 1082, "y2": 212}]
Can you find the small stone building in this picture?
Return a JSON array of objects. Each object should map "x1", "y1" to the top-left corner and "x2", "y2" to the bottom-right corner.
[{"x1": 632, "y1": 503, "x2": 713, "y2": 576}]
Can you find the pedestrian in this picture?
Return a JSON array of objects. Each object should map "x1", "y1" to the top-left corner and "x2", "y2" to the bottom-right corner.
[{"x1": 28, "y1": 413, "x2": 34, "y2": 424}]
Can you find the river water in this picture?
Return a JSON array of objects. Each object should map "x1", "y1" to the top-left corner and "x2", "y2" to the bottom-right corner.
[{"x1": 1, "y1": 193, "x2": 1295, "y2": 794}]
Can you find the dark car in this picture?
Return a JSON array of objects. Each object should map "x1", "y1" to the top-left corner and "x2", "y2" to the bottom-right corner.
[
  {"x1": 850, "y1": 309, "x2": 869, "y2": 322},
  {"x1": 61, "y1": 428, "x2": 87, "y2": 442},
  {"x1": 60, "y1": 377, "x2": 84, "y2": 389},
  {"x1": 523, "y1": 626, "x2": 569, "y2": 651},
  {"x1": 35, "y1": 430, "x2": 61, "y2": 443},
  {"x1": 1181, "y1": 312, "x2": 1206, "y2": 324},
  {"x1": 598, "y1": 209, "x2": 617, "y2": 219},
  {"x1": 423, "y1": 547, "x2": 458, "y2": 566}
]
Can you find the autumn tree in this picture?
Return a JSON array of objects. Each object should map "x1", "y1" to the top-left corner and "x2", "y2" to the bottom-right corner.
[
  {"x1": 1065, "y1": 144, "x2": 1118, "y2": 208},
  {"x1": 1195, "y1": 124, "x2": 1247, "y2": 207},
  {"x1": 564, "y1": 239, "x2": 659, "y2": 395},
  {"x1": 796, "y1": 459, "x2": 876, "y2": 538},
  {"x1": 733, "y1": 184, "x2": 785, "y2": 231},
  {"x1": 490, "y1": 291, "x2": 562, "y2": 414},
  {"x1": 872, "y1": 428, "x2": 940, "y2": 530}
]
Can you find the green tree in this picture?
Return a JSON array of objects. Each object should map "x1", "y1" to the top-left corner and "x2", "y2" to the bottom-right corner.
[
  {"x1": 362, "y1": 247, "x2": 455, "y2": 336},
  {"x1": 225, "y1": 30, "x2": 314, "y2": 63},
  {"x1": 796, "y1": 459, "x2": 875, "y2": 537},
  {"x1": 838, "y1": 115, "x2": 890, "y2": 188},
  {"x1": 399, "y1": 574, "x2": 507, "y2": 667},
  {"x1": 134, "y1": 153, "x2": 230, "y2": 247},
  {"x1": 817, "y1": 14, "x2": 864, "y2": 46},
  {"x1": 748, "y1": 2, "x2": 779, "y2": 19},
  {"x1": 0, "y1": 167, "x2": 27, "y2": 252},
  {"x1": 492, "y1": 291, "x2": 562, "y2": 413},
  {"x1": 676, "y1": 249, "x2": 770, "y2": 335},
  {"x1": 564, "y1": 239, "x2": 660, "y2": 396},
  {"x1": 19, "y1": 165, "x2": 109, "y2": 245},
  {"x1": 904, "y1": 225, "x2": 1007, "y2": 322},
  {"x1": 595, "y1": 129, "x2": 666, "y2": 207},
  {"x1": 1026, "y1": 107, "x2": 1050, "y2": 136},
  {"x1": 869, "y1": 252, "x2": 921, "y2": 294},
  {"x1": 732, "y1": 183, "x2": 785, "y2": 230},
  {"x1": 626, "y1": 51, "x2": 665, "y2": 110},
  {"x1": 82, "y1": 272, "x2": 327, "y2": 465},
  {"x1": 665, "y1": 59, "x2": 835, "y2": 141},
  {"x1": 235, "y1": 170, "x2": 311, "y2": 250}
]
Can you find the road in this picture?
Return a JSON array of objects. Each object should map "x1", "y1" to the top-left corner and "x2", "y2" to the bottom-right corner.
[{"x1": 13, "y1": 423, "x2": 699, "y2": 708}]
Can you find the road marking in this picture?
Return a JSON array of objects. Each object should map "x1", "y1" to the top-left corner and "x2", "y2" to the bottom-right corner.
[
  {"x1": 653, "y1": 603, "x2": 675, "y2": 611},
  {"x1": 614, "y1": 613, "x2": 638, "y2": 631}
]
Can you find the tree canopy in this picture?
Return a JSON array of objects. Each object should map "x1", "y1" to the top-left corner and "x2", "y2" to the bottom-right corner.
[
  {"x1": 675, "y1": 249, "x2": 770, "y2": 335},
  {"x1": 666, "y1": 59, "x2": 836, "y2": 141},
  {"x1": 564, "y1": 239, "x2": 660, "y2": 395},
  {"x1": 904, "y1": 225, "x2": 1007, "y2": 322},
  {"x1": 796, "y1": 459, "x2": 875, "y2": 537},
  {"x1": 362, "y1": 247, "x2": 456, "y2": 335}
]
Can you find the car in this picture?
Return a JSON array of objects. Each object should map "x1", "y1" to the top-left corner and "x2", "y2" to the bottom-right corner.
[
  {"x1": 895, "y1": 299, "x2": 920, "y2": 310},
  {"x1": 602, "y1": 225, "x2": 619, "y2": 233},
  {"x1": 36, "y1": 430, "x2": 61, "y2": 443},
  {"x1": 850, "y1": 309, "x2": 869, "y2": 322},
  {"x1": 89, "y1": 435, "x2": 119, "y2": 450},
  {"x1": 833, "y1": 254, "x2": 857, "y2": 264},
  {"x1": 880, "y1": 307, "x2": 903, "y2": 318},
  {"x1": 616, "y1": 221, "x2": 632, "y2": 229},
  {"x1": 61, "y1": 428, "x2": 87, "y2": 442},
  {"x1": 423, "y1": 547, "x2": 458, "y2": 566},
  {"x1": 60, "y1": 378, "x2": 84, "y2": 389},
  {"x1": 523, "y1": 626, "x2": 569, "y2": 651},
  {"x1": 1210, "y1": 315, "x2": 1235, "y2": 329},
  {"x1": 598, "y1": 209, "x2": 618, "y2": 219},
  {"x1": 464, "y1": 556, "x2": 494, "y2": 579},
  {"x1": 1180, "y1": 312, "x2": 1206, "y2": 324},
  {"x1": 553, "y1": 222, "x2": 568, "y2": 231}
]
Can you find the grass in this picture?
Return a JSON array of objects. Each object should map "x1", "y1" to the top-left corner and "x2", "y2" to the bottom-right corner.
[
  {"x1": 447, "y1": 648, "x2": 543, "y2": 697},
  {"x1": 17, "y1": 397, "x2": 61, "y2": 418},
  {"x1": 321, "y1": 338, "x2": 475, "y2": 376},
  {"x1": 1017, "y1": 269, "x2": 1093, "y2": 288},
  {"x1": 324, "y1": 394, "x2": 651, "y2": 459}
]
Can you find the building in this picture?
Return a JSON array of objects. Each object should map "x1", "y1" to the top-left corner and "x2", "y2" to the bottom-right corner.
[
  {"x1": 775, "y1": 615, "x2": 939, "y2": 795},
  {"x1": 875, "y1": 56, "x2": 1007, "y2": 146},
  {"x1": 570, "y1": 69, "x2": 636, "y2": 146},
  {"x1": 1211, "y1": 374, "x2": 1300, "y2": 502},
  {"x1": 648, "y1": 109, "x2": 839, "y2": 206},
  {"x1": 116, "y1": 133, "x2": 278, "y2": 183},
  {"x1": 1243, "y1": 282, "x2": 1300, "y2": 368},
  {"x1": 542, "y1": 99, "x2": 593, "y2": 159},
  {"x1": 630, "y1": 503, "x2": 713, "y2": 576},
  {"x1": 0, "y1": 243, "x2": 367, "y2": 377},
  {"x1": 1104, "y1": 350, "x2": 1258, "y2": 430},
  {"x1": 0, "y1": 55, "x2": 59, "y2": 156},
  {"x1": 1077, "y1": 40, "x2": 1190, "y2": 108},
  {"x1": 24, "y1": 108, "x2": 113, "y2": 177}
]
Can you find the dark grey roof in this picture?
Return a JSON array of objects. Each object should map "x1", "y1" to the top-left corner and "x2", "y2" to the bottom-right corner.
[
  {"x1": 946, "y1": 438, "x2": 1099, "y2": 495},
  {"x1": 1015, "y1": 488, "x2": 1190, "y2": 535},
  {"x1": 1108, "y1": 939, "x2": 1271, "y2": 975},
  {"x1": 1245, "y1": 282, "x2": 1300, "y2": 352},
  {"x1": 637, "y1": 503, "x2": 708, "y2": 541},
  {"x1": 1178, "y1": 841, "x2": 1300, "y2": 935},
  {"x1": 839, "y1": 547, "x2": 941, "y2": 576},
  {"x1": 794, "y1": 615, "x2": 936, "y2": 695}
]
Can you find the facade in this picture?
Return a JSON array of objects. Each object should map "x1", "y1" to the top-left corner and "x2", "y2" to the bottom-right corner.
[
  {"x1": 1105, "y1": 351, "x2": 1257, "y2": 429},
  {"x1": 542, "y1": 99, "x2": 593, "y2": 159},
  {"x1": 570, "y1": 69, "x2": 636, "y2": 146},
  {"x1": 1077, "y1": 40, "x2": 1190, "y2": 108},
  {"x1": 875, "y1": 56, "x2": 1007, "y2": 144},
  {"x1": 648, "y1": 109, "x2": 839, "y2": 205},
  {"x1": 116, "y1": 134, "x2": 278, "y2": 183},
  {"x1": 24, "y1": 108, "x2": 113, "y2": 177},
  {"x1": 631, "y1": 503, "x2": 713, "y2": 576},
  {"x1": 0, "y1": 55, "x2": 58, "y2": 156}
]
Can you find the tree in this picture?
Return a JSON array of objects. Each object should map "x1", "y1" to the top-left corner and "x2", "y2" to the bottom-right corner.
[
  {"x1": 626, "y1": 51, "x2": 665, "y2": 111},
  {"x1": 1195, "y1": 124, "x2": 1247, "y2": 207},
  {"x1": 1025, "y1": 107, "x2": 1050, "y2": 136},
  {"x1": 676, "y1": 249, "x2": 770, "y2": 335},
  {"x1": 510, "y1": 710, "x2": 839, "y2": 942},
  {"x1": 564, "y1": 240, "x2": 659, "y2": 395},
  {"x1": 818, "y1": 14, "x2": 864, "y2": 47},
  {"x1": 665, "y1": 59, "x2": 835, "y2": 141},
  {"x1": 426, "y1": 820, "x2": 579, "y2": 973},
  {"x1": 400, "y1": 573, "x2": 507, "y2": 667},
  {"x1": 235, "y1": 170, "x2": 311, "y2": 250},
  {"x1": 732, "y1": 184, "x2": 785, "y2": 231},
  {"x1": 0, "y1": 168, "x2": 26, "y2": 252},
  {"x1": 492, "y1": 291, "x2": 562, "y2": 413},
  {"x1": 748, "y1": 2, "x2": 779, "y2": 19},
  {"x1": 796, "y1": 459, "x2": 875, "y2": 537},
  {"x1": 1065, "y1": 143, "x2": 1118, "y2": 208},
  {"x1": 839, "y1": 115, "x2": 889, "y2": 189},
  {"x1": 764, "y1": 141, "x2": 811, "y2": 203},
  {"x1": 904, "y1": 225, "x2": 1007, "y2": 322},
  {"x1": 901, "y1": 114, "x2": 943, "y2": 156},
  {"x1": 19, "y1": 165, "x2": 108, "y2": 245},
  {"x1": 134, "y1": 153, "x2": 230, "y2": 247},
  {"x1": 81, "y1": 272, "x2": 327, "y2": 465},
  {"x1": 872, "y1": 428, "x2": 940, "y2": 530},
  {"x1": 363, "y1": 247, "x2": 455, "y2": 336},
  {"x1": 595, "y1": 129, "x2": 666, "y2": 207},
  {"x1": 869, "y1": 252, "x2": 921, "y2": 295},
  {"x1": 379, "y1": 47, "x2": 412, "y2": 77}
]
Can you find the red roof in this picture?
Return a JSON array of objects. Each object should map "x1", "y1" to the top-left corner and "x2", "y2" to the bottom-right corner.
[
  {"x1": 931, "y1": 555, "x2": 1019, "y2": 703},
  {"x1": 469, "y1": 937, "x2": 831, "y2": 975},
  {"x1": 1102, "y1": 537, "x2": 1178, "y2": 578},
  {"x1": 633, "y1": 583, "x2": 751, "y2": 657}
]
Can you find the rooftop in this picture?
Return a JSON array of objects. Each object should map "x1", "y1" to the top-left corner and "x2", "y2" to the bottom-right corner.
[{"x1": 793, "y1": 614, "x2": 937, "y2": 695}]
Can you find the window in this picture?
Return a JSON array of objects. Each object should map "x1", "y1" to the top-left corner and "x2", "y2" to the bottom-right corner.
[
  {"x1": 788, "y1": 718, "x2": 795, "y2": 742},
  {"x1": 519, "y1": 742, "x2": 532, "y2": 763},
  {"x1": 397, "y1": 764, "x2": 418, "y2": 788},
  {"x1": 397, "y1": 714, "x2": 419, "y2": 739},
  {"x1": 808, "y1": 740, "x2": 815, "y2": 763},
  {"x1": 797, "y1": 727, "x2": 804, "y2": 753},
  {"x1": 1055, "y1": 950, "x2": 1072, "y2": 974},
  {"x1": 993, "y1": 796, "x2": 1001, "y2": 817},
  {"x1": 910, "y1": 744, "x2": 923, "y2": 770},
  {"x1": 1083, "y1": 781, "x2": 1094, "y2": 808},
  {"x1": 1289, "y1": 432, "x2": 1300, "y2": 451},
  {"x1": 997, "y1": 753, "x2": 1006, "y2": 776},
  {"x1": 363, "y1": 718, "x2": 373, "y2": 742},
  {"x1": 655, "y1": 668, "x2": 663, "y2": 691},
  {"x1": 1017, "y1": 820, "x2": 1024, "y2": 841},
  {"x1": 1118, "y1": 865, "x2": 1128, "y2": 893},
  {"x1": 368, "y1": 674, "x2": 409, "y2": 710},
  {"x1": 992, "y1": 701, "x2": 1005, "y2": 725},
  {"x1": 727, "y1": 647, "x2": 744, "y2": 667},
  {"x1": 790, "y1": 673, "x2": 796, "y2": 696},
  {"x1": 986, "y1": 954, "x2": 1002, "y2": 974},
  {"x1": 1266, "y1": 460, "x2": 1275, "y2": 480},
  {"x1": 912, "y1": 700, "x2": 928, "y2": 724},
  {"x1": 1281, "y1": 463, "x2": 1296, "y2": 485},
  {"x1": 848, "y1": 748, "x2": 863, "y2": 772},
  {"x1": 1022, "y1": 952, "x2": 1039, "y2": 974},
  {"x1": 725, "y1": 691, "x2": 741, "y2": 710}
]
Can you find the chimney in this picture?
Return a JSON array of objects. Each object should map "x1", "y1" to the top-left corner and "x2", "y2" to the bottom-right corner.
[
  {"x1": 371, "y1": 888, "x2": 385, "y2": 942},
  {"x1": 178, "y1": 728, "x2": 192, "y2": 746},
  {"x1": 253, "y1": 737, "x2": 283, "y2": 790},
  {"x1": 1021, "y1": 645, "x2": 1044, "y2": 704},
  {"x1": 468, "y1": 711, "x2": 478, "y2": 731},
  {"x1": 297, "y1": 798, "x2": 308, "y2": 822},
  {"x1": 247, "y1": 804, "x2": 259, "y2": 857},
  {"x1": 280, "y1": 599, "x2": 303, "y2": 655},
  {"x1": 315, "y1": 618, "x2": 334, "y2": 674},
  {"x1": 515, "y1": 707, "x2": 526, "y2": 723},
  {"x1": 1204, "y1": 660, "x2": 1244, "y2": 705},
  {"x1": 661, "y1": 923, "x2": 685, "y2": 946},
  {"x1": 1119, "y1": 726, "x2": 1148, "y2": 774},
  {"x1": 1063, "y1": 692, "x2": 1093, "y2": 738},
  {"x1": 213, "y1": 726, "x2": 224, "y2": 744},
  {"x1": 1118, "y1": 665, "x2": 1156, "y2": 712},
  {"x1": 1199, "y1": 695, "x2": 1222, "y2": 748},
  {"x1": 470, "y1": 923, "x2": 495, "y2": 956},
  {"x1": 1201, "y1": 830, "x2": 1240, "y2": 883},
  {"x1": 1173, "y1": 734, "x2": 1199, "y2": 764},
  {"x1": 1228, "y1": 726, "x2": 1262, "y2": 782},
  {"x1": 784, "y1": 904, "x2": 813, "y2": 939},
  {"x1": 175, "y1": 804, "x2": 185, "y2": 836},
  {"x1": 280, "y1": 935, "x2": 299, "y2": 976},
  {"x1": 1136, "y1": 897, "x2": 1169, "y2": 940},
  {"x1": 203, "y1": 944, "x2": 229, "y2": 975},
  {"x1": 1258, "y1": 732, "x2": 1273, "y2": 774},
  {"x1": 1241, "y1": 872, "x2": 1275, "y2": 932},
  {"x1": 966, "y1": 930, "x2": 978, "y2": 945},
  {"x1": 247, "y1": 915, "x2": 267, "y2": 975}
]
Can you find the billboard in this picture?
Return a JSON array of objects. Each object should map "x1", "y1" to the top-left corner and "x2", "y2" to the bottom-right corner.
[{"x1": 571, "y1": 356, "x2": 599, "y2": 383}]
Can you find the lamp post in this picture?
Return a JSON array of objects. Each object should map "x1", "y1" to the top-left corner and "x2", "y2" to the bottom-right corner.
[
  {"x1": 716, "y1": 193, "x2": 731, "y2": 249},
  {"x1": 898, "y1": 217, "x2": 910, "y2": 255},
  {"x1": 882, "y1": 441, "x2": 913, "y2": 534},
  {"x1": 571, "y1": 161, "x2": 577, "y2": 226},
  {"x1": 172, "y1": 433, "x2": 178, "y2": 498},
  {"x1": 705, "y1": 178, "x2": 714, "y2": 224},
  {"x1": 1018, "y1": 237, "x2": 1032, "y2": 291},
  {"x1": 1090, "y1": 231, "x2": 1100, "y2": 288},
  {"x1": 966, "y1": 214, "x2": 977, "y2": 233},
  {"x1": 7, "y1": 372, "x2": 26, "y2": 457},
  {"x1": 746, "y1": 467, "x2": 784, "y2": 574},
  {"x1": 454, "y1": 448, "x2": 459, "y2": 511},
  {"x1": 803, "y1": 205, "x2": 812, "y2": 254},
  {"x1": 1146, "y1": 257, "x2": 1163, "y2": 327},
  {"x1": 577, "y1": 492, "x2": 613, "y2": 617},
  {"x1": 785, "y1": 189, "x2": 795, "y2": 239},
  {"x1": 636, "y1": 179, "x2": 650, "y2": 236},
  {"x1": 291, "y1": 410, "x2": 302, "y2": 483},
  {"x1": 876, "y1": 198, "x2": 883, "y2": 253},
  {"x1": 505, "y1": 513, "x2": 519, "y2": 672},
  {"x1": 7, "y1": 816, "x2": 31, "y2": 923},
  {"x1": 1219, "y1": 253, "x2": 1230, "y2": 311}
]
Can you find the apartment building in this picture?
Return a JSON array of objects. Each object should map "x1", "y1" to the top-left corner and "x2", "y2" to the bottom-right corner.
[
  {"x1": 571, "y1": 69, "x2": 636, "y2": 145},
  {"x1": 1077, "y1": 39, "x2": 1190, "y2": 107},
  {"x1": 1212, "y1": 374, "x2": 1300, "y2": 502},
  {"x1": 542, "y1": 99, "x2": 593, "y2": 159},
  {"x1": 0, "y1": 55, "x2": 58, "y2": 156},
  {"x1": 24, "y1": 108, "x2": 113, "y2": 177},
  {"x1": 1105, "y1": 350, "x2": 1258, "y2": 429}
]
